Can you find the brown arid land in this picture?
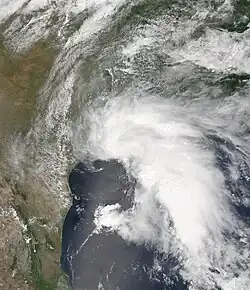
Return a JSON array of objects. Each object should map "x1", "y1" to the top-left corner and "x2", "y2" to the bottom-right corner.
[{"x1": 0, "y1": 28, "x2": 70, "y2": 290}]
